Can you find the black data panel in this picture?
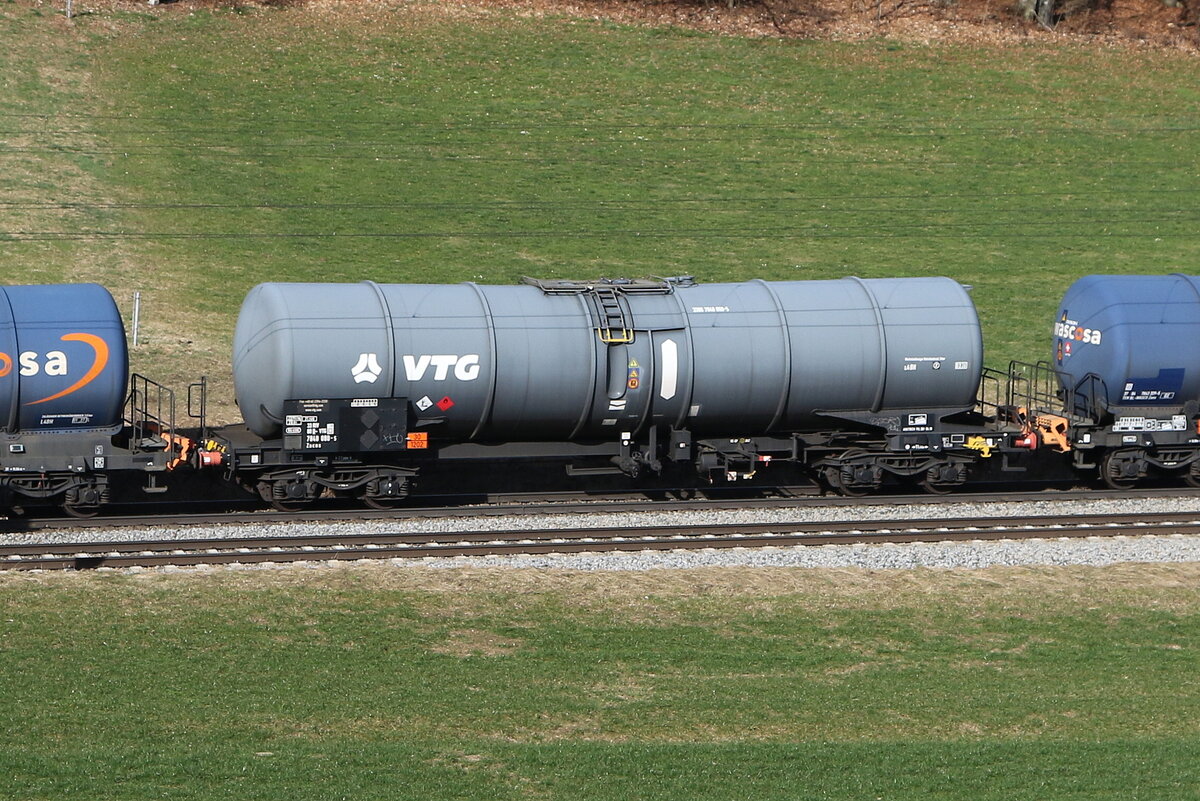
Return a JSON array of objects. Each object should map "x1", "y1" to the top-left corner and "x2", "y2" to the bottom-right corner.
[{"x1": 282, "y1": 398, "x2": 408, "y2": 452}]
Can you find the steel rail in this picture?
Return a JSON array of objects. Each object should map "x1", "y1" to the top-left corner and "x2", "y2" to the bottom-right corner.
[
  {"x1": 3, "y1": 511, "x2": 1198, "y2": 571},
  {"x1": 8, "y1": 485, "x2": 1200, "y2": 534}
]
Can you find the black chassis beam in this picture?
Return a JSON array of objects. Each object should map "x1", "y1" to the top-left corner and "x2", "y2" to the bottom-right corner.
[{"x1": 1, "y1": 427, "x2": 172, "y2": 501}]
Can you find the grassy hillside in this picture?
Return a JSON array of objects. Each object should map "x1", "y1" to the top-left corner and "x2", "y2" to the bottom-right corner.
[
  {"x1": 2, "y1": 564, "x2": 1199, "y2": 800},
  {"x1": 2, "y1": 1, "x2": 1198, "y2": 421},
  {"x1": 2, "y1": 8, "x2": 1200, "y2": 799}
]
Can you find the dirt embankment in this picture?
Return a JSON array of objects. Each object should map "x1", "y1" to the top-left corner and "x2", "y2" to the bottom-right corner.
[
  {"x1": 177, "y1": 0, "x2": 1199, "y2": 50},
  {"x1": 502, "y1": 0, "x2": 1198, "y2": 49}
]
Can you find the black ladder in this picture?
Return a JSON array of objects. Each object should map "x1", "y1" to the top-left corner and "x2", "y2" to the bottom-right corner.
[
  {"x1": 520, "y1": 276, "x2": 693, "y2": 344},
  {"x1": 592, "y1": 286, "x2": 633, "y2": 343}
]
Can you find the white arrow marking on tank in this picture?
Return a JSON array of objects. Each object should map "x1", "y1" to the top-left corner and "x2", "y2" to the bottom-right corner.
[{"x1": 660, "y1": 338, "x2": 678, "y2": 401}]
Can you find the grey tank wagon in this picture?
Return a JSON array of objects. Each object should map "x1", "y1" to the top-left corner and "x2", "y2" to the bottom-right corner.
[{"x1": 221, "y1": 275, "x2": 1002, "y2": 507}]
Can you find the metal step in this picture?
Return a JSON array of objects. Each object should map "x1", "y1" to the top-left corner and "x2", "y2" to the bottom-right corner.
[{"x1": 593, "y1": 287, "x2": 633, "y2": 344}]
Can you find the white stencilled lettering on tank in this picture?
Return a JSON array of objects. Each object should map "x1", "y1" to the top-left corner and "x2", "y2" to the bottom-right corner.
[
  {"x1": 454, "y1": 355, "x2": 481, "y2": 381},
  {"x1": 403, "y1": 354, "x2": 481, "y2": 381}
]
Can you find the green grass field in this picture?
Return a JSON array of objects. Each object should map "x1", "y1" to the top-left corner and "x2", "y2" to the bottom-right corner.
[
  {"x1": 2, "y1": 1, "x2": 1198, "y2": 419},
  {"x1": 2, "y1": 565, "x2": 1199, "y2": 800},
  {"x1": 3, "y1": 3, "x2": 1200, "y2": 798}
]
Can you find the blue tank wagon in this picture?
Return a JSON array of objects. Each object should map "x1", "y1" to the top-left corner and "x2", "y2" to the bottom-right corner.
[
  {"x1": 0, "y1": 284, "x2": 198, "y2": 516},
  {"x1": 1045, "y1": 274, "x2": 1200, "y2": 488}
]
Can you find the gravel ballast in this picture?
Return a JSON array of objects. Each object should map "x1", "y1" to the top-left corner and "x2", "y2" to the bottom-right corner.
[{"x1": 6, "y1": 495, "x2": 1200, "y2": 572}]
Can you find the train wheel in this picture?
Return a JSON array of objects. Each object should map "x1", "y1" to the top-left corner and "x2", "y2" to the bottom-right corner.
[
  {"x1": 1184, "y1": 462, "x2": 1200, "y2": 489},
  {"x1": 824, "y1": 450, "x2": 879, "y2": 497},
  {"x1": 63, "y1": 501, "x2": 100, "y2": 519},
  {"x1": 63, "y1": 485, "x2": 103, "y2": 518},
  {"x1": 271, "y1": 498, "x2": 311, "y2": 513},
  {"x1": 362, "y1": 476, "x2": 410, "y2": 510},
  {"x1": 824, "y1": 468, "x2": 868, "y2": 497},
  {"x1": 1101, "y1": 450, "x2": 1142, "y2": 490},
  {"x1": 917, "y1": 476, "x2": 954, "y2": 495},
  {"x1": 259, "y1": 479, "x2": 314, "y2": 512},
  {"x1": 917, "y1": 462, "x2": 964, "y2": 495},
  {"x1": 363, "y1": 496, "x2": 403, "y2": 510}
]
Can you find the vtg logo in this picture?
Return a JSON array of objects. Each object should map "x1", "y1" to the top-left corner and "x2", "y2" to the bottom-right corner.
[
  {"x1": 0, "y1": 333, "x2": 110, "y2": 405},
  {"x1": 403, "y1": 354, "x2": 481, "y2": 382},
  {"x1": 349, "y1": 353, "x2": 483, "y2": 383}
]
